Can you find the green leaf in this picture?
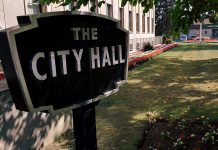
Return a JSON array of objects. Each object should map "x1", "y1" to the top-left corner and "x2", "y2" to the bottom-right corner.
[
  {"x1": 90, "y1": 5, "x2": 96, "y2": 12},
  {"x1": 82, "y1": 0, "x2": 90, "y2": 6},
  {"x1": 72, "y1": 6, "x2": 77, "y2": 11},
  {"x1": 143, "y1": 7, "x2": 149, "y2": 14},
  {"x1": 98, "y1": 1, "x2": 105, "y2": 7},
  {"x1": 76, "y1": 0, "x2": 83, "y2": 8},
  {"x1": 121, "y1": 0, "x2": 128, "y2": 7},
  {"x1": 40, "y1": 0, "x2": 46, "y2": 5},
  {"x1": 132, "y1": 0, "x2": 138, "y2": 6}
]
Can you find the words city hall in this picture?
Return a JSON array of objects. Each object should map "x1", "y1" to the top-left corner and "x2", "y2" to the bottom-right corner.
[{"x1": 31, "y1": 28, "x2": 126, "y2": 80}]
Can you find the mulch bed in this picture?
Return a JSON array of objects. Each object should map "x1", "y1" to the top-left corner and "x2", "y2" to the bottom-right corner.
[{"x1": 139, "y1": 118, "x2": 218, "y2": 150}]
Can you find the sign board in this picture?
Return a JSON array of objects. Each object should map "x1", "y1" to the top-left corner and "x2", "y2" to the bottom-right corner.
[{"x1": 0, "y1": 12, "x2": 129, "y2": 113}]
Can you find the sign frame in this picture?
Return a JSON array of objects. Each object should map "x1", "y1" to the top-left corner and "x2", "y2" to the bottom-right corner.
[{"x1": 0, "y1": 11, "x2": 129, "y2": 114}]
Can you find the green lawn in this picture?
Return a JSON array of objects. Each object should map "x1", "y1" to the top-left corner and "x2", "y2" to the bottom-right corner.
[{"x1": 56, "y1": 43, "x2": 218, "y2": 150}]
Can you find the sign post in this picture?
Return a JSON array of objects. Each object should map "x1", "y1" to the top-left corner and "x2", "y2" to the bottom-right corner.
[
  {"x1": 0, "y1": 12, "x2": 129, "y2": 149},
  {"x1": 73, "y1": 101, "x2": 99, "y2": 150}
]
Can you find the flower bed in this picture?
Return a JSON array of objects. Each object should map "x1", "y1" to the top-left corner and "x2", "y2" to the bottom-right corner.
[
  {"x1": 0, "y1": 72, "x2": 4, "y2": 81},
  {"x1": 128, "y1": 43, "x2": 178, "y2": 67},
  {"x1": 139, "y1": 118, "x2": 218, "y2": 150},
  {"x1": 204, "y1": 39, "x2": 218, "y2": 43}
]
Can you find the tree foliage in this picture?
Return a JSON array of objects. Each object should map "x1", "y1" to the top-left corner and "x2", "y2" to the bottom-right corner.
[
  {"x1": 155, "y1": 0, "x2": 175, "y2": 36},
  {"x1": 36, "y1": 0, "x2": 218, "y2": 34},
  {"x1": 36, "y1": 0, "x2": 158, "y2": 14},
  {"x1": 172, "y1": 0, "x2": 218, "y2": 35}
]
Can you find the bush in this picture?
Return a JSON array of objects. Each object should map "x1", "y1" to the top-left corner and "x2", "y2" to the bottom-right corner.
[
  {"x1": 162, "y1": 34, "x2": 173, "y2": 44},
  {"x1": 165, "y1": 38, "x2": 172, "y2": 44},
  {"x1": 143, "y1": 42, "x2": 154, "y2": 52},
  {"x1": 162, "y1": 36, "x2": 167, "y2": 44}
]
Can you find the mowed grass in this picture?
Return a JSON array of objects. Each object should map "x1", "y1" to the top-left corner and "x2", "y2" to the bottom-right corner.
[{"x1": 96, "y1": 43, "x2": 218, "y2": 149}]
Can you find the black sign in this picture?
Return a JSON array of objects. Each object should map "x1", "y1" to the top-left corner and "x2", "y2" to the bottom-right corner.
[{"x1": 0, "y1": 12, "x2": 129, "y2": 113}]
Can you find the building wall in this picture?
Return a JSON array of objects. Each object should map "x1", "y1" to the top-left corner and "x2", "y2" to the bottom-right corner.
[
  {"x1": 74, "y1": 1, "x2": 156, "y2": 51},
  {"x1": 202, "y1": 29, "x2": 212, "y2": 38},
  {"x1": 0, "y1": 0, "x2": 5, "y2": 29},
  {"x1": 0, "y1": 0, "x2": 156, "y2": 51},
  {"x1": 0, "y1": 0, "x2": 70, "y2": 29},
  {"x1": 0, "y1": 0, "x2": 26, "y2": 29},
  {"x1": 188, "y1": 29, "x2": 199, "y2": 39},
  {"x1": 188, "y1": 29, "x2": 213, "y2": 39}
]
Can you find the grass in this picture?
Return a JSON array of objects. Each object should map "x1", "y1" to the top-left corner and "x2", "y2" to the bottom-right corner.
[{"x1": 54, "y1": 43, "x2": 218, "y2": 150}]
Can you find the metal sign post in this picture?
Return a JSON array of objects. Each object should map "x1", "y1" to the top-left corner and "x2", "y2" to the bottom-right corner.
[{"x1": 73, "y1": 101, "x2": 99, "y2": 150}]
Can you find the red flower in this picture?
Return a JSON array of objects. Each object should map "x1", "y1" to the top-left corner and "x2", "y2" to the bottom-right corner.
[
  {"x1": 179, "y1": 134, "x2": 185, "y2": 140},
  {"x1": 194, "y1": 147, "x2": 201, "y2": 150}
]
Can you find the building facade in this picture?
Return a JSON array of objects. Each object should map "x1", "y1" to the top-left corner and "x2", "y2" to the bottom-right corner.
[
  {"x1": 188, "y1": 19, "x2": 218, "y2": 39},
  {"x1": 79, "y1": 1, "x2": 156, "y2": 51},
  {"x1": 0, "y1": 0, "x2": 156, "y2": 51},
  {"x1": 188, "y1": 24, "x2": 213, "y2": 39}
]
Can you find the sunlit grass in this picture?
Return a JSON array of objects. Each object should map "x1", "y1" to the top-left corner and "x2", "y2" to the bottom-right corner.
[
  {"x1": 95, "y1": 43, "x2": 218, "y2": 149},
  {"x1": 56, "y1": 43, "x2": 218, "y2": 150}
]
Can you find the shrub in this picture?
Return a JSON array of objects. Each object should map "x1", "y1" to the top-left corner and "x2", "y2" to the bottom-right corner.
[
  {"x1": 162, "y1": 34, "x2": 173, "y2": 44},
  {"x1": 162, "y1": 36, "x2": 167, "y2": 44},
  {"x1": 143, "y1": 42, "x2": 154, "y2": 52},
  {"x1": 165, "y1": 38, "x2": 172, "y2": 44}
]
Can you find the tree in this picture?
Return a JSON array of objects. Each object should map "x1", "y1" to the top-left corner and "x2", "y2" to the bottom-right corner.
[
  {"x1": 155, "y1": 0, "x2": 175, "y2": 36},
  {"x1": 208, "y1": 12, "x2": 218, "y2": 24},
  {"x1": 171, "y1": 0, "x2": 218, "y2": 35},
  {"x1": 36, "y1": 0, "x2": 218, "y2": 34},
  {"x1": 37, "y1": 0, "x2": 158, "y2": 14}
]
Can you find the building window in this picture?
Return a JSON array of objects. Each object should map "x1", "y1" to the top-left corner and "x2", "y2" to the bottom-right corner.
[
  {"x1": 142, "y1": 15, "x2": 145, "y2": 32},
  {"x1": 137, "y1": 43, "x2": 140, "y2": 50},
  {"x1": 119, "y1": 8, "x2": 124, "y2": 28},
  {"x1": 152, "y1": 18, "x2": 154, "y2": 33},
  {"x1": 129, "y1": 11, "x2": 133, "y2": 32},
  {"x1": 27, "y1": 0, "x2": 40, "y2": 14},
  {"x1": 129, "y1": 44, "x2": 133, "y2": 51},
  {"x1": 136, "y1": 13, "x2": 140, "y2": 32},
  {"x1": 107, "y1": 4, "x2": 113, "y2": 17},
  {"x1": 147, "y1": 16, "x2": 150, "y2": 33}
]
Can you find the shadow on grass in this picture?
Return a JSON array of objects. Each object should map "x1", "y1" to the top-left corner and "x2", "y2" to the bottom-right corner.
[
  {"x1": 96, "y1": 48, "x2": 218, "y2": 149},
  {"x1": 54, "y1": 44, "x2": 218, "y2": 150}
]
